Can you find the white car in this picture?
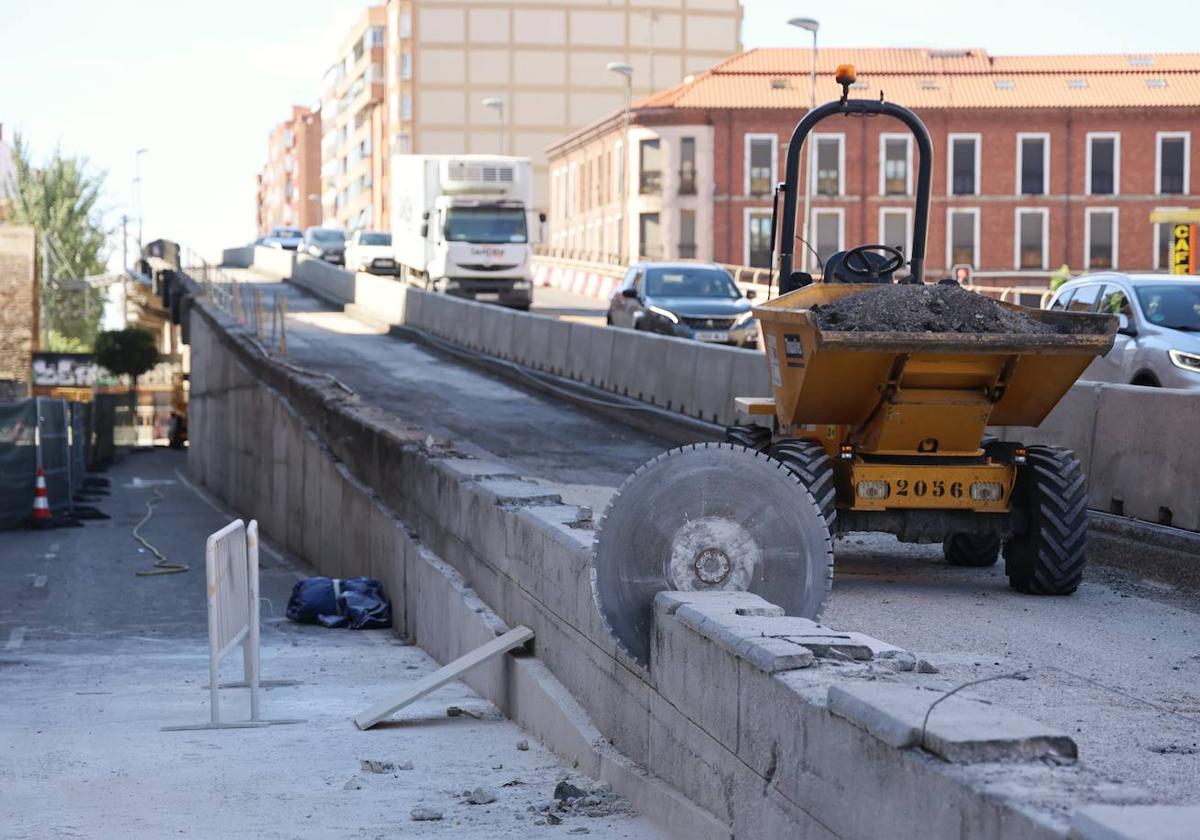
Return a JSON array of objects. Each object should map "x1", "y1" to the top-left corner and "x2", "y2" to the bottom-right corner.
[{"x1": 346, "y1": 230, "x2": 398, "y2": 275}]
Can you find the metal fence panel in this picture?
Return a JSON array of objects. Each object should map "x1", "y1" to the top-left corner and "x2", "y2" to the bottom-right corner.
[
  {"x1": 70, "y1": 402, "x2": 89, "y2": 489},
  {"x1": 0, "y1": 400, "x2": 37, "y2": 530},
  {"x1": 35, "y1": 397, "x2": 71, "y2": 514}
]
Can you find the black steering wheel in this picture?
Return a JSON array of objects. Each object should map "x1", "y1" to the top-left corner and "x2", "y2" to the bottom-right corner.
[{"x1": 842, "y1": 244, "x2": 906, "y2": 280}]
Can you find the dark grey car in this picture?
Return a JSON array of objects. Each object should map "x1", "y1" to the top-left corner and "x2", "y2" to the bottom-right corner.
[
  {"x1": 606, "y1": 262, "x2": 758, "y2": 347},
  {"x1": 302, "y1": 227, "x2": 346, "y2": 265}
]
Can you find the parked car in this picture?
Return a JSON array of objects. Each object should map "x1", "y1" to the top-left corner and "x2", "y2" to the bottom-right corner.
[
  {"x1": 265, "y1": 226, "x2": 303, "y2": 250},
  {"x1": 346, "y1": 230, "x2": 398, "y2": 275},
  {"x1": 302, "y1": 227, "x2": 346, "y2": 265},
  {"x1": 607, "y1": 262, "x2": 758, "y2": 347},
  {"x1": 1046, "y1": 273, "x2": 1200, "y2": 390}
]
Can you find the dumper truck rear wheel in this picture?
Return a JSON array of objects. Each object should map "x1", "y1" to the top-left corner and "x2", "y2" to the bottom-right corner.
[
  {"x1": 943, "y1": 534, "x2": 1001, "y2": 567},
  {"x1": 770, "y1": 439, "x2": 838, "y2": 530},
  {"x1": 723, "y1": 424, "x2": 771, "y2": 452},
  {"x1": 592, "y1": 443, "x2": 833, "y2": 666},
  {"x1": 1003, "y1": 446, "x2": 1088, "y2": 595}
]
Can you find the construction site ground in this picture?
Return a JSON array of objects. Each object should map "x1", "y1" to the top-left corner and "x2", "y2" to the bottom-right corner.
[
  {"x1": 0, "y1": 448, "x2": 665, "y2": 839},
  {"x1": 232, "y1": 272, "x2": 1200, "y2": 806}
]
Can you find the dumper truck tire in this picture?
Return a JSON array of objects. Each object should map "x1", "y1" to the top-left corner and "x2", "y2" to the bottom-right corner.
[
  {"x1": 1003, "y1": 445, "x2": 1087, "y2": 595},
  {"x1": 723, "y1": 424, "x2": 771, "y2": 452},
  {"x1": 943, "y1": 534, "x2": 1001, "y2": 567},
  {"x1": 770, "y1": 439, "x2": 837, "y2": 530}
]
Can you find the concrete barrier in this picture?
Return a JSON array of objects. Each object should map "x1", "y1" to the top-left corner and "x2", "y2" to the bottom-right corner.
[
  {"x1": 291, "y1": 255, "x2": 355, "y2": 305},
  {"x1": 252, "y1": 245, "x2": 296, "y2": 279},
  {"x1": 220, "y1": 245, "x2": 254, "y2": 268},
  {"x1": 184, "y1": 286, "x2": 1175, "y2": 839}
]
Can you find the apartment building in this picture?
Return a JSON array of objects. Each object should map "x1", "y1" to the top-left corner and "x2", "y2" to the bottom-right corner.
[
  {"x1": 256, "y1": 106, "x2": 322, "y2": 234},
  {"x1": 546, "y1": 48, "x2": 1200, "y2": 285},
  {"x1": 320, "y1": 6, "x2": 388, "y2": 232}
]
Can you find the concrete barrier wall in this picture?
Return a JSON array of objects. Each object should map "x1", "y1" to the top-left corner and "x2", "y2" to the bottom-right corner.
[
  {"x1": 183, "y1": 290, "x2": 1171, "y2": 839},
  {"x1": 252, "y1": 245, "x2": 296, "y2": 279},
  {"x1": 220, "y1": 245, "x2": 254, "y2": 268},
  {"x1": 290, "y1": 255, "x2": 355, "y2": 305}
]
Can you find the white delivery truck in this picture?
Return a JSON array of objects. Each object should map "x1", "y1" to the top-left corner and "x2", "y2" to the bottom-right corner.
[{"x1": 391, "y1": 154, "x2": 541, "y2": 310}]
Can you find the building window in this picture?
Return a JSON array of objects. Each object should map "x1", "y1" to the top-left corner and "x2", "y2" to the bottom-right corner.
[
  {"x1": 1017, "y1": 133, "x2": 1049, "y2": 196},
  {"x1": 1155, "y1": 211, "x2": 1176, "y2": 270},
  {"x1": 679, "y1": 210, "x2": 697, "y2": 259},
  {"x1": 1085, "y1": 208, "x2": 1118, "y2": 269},
  {"x1": 745, "y1": 135, "x2": 776, "y2": 196},
  {"x1": 639, "y1": 139, "x2": 661, "y2": 195},
  {"x1": 401, "y1": 52, "x2": 412, "y2": 81},
  {"x1": 745, "y1": 211, "x2": 772, "y2": 268},
  {"x1": 400, "y1": 11, "x2": 411, "y2": 39},
  {"x1": 401, "y1": 94, "x2": 412, "y2": 121},
  {"x1": 1156, "y1": 132, "x2": 1189, "y2": 195},
  {"x1": 812, "y1": 134, "x2": 843, "y2": 196},
  {"x1": 613, "y1": 141, "x2": 623, "y2": 199},
  {"x1": 679, "y1": 137, "x2": 697, "y2": 195},
  {"x1": 810, "y1": 208, "x2": 843, "y2": 272},
  {"x1": 948, "y1": 134, "x2": 980, "y2": 195},
  {"x1": 947, "y1": 208, "x2": 979, "y2": 268},
  {"x1": 879, "y1": 208, "x2": 911, "y2": 256},
  {"x1": 639, "y1": 213, "x2": 662, "y2": 259},
  {"x1": 879, "y1": 134, "x2": 910, "y2": 195},
  {"x1": 1015, "y1": 208, "x2": 1048, "y2": 270},
  {"x1": 1087, "y1": 133, "x2": 1119, "y2": 196}
]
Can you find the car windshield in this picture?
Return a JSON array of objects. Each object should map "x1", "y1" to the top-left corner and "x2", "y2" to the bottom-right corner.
[
  {"x1": 360, "y1": 232, "x2": 391, "y2": 246},
  {"x1": 645, "y1": 267, "x2": 740, "y2": 299},
  {"x1": 1135, "y1": 284, "x2": 1200, "y2": 331},
  {"x1": 444, "y1": 207, "x2": 527, "y2": 244},
  {"x1": 276, "y1": 228, "x2": 302, "y2": 238},
  {"x1": 310, "y1": 229, "x2": 345, "y2": 243}
]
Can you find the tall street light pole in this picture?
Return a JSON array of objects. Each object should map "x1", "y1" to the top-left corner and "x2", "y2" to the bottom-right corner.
[
  {"x1": 134, "y1": 147, "x2": 149, "y2": 256},
  {"x1": 788, "y1": 18, "x2": 819, "y2": 273},
  {"x1": 607, "y1": 62, "x2": 633, "y2": 264},
  {"x1": 481, "y1": 98, "x2": 505, "y2": 155}
]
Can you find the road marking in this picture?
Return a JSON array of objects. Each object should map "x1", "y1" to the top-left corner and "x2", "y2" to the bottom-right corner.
[
  {"x1": 27, "y1": 574, "x2": 48, "y2": 588},
  {"x1": 5, "y1": 627, "x2": 27, "y2": 651},
  {"x1": 124, "y1": 477, "x2": 178, "y2": 488}
]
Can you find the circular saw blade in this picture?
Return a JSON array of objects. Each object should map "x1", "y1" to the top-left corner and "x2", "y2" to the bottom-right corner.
[{"x1": 592, "y1": 442, "x2": 833, "y2": 667}]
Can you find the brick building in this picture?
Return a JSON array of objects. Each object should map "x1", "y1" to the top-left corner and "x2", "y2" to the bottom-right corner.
[
  {"x1": 256, "y1": 105, "x2": 322, "y2": 234},
  {"x1": 545, "y1": 48, "x2": 1200, "y2": 285}
]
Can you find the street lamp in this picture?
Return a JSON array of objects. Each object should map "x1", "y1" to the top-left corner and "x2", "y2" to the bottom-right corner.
[
  {"x1": 134, "y1": 147, "x2": 149, "y2": 255},
  {"x1": 788, "y1": 17, "x2": 819, "y2": 273},
  {"x1": 481, "y1": 97, "x2": 505, "y2": 155},
  {"x1": 607, "y1": 62, "x2": 634, "y2": 263}
]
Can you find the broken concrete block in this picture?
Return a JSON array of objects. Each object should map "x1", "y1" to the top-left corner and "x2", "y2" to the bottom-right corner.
[
  {"x1": 1069, "y1": 805, "x2": 1200, "y2": 840},
  {"x1": 828, "y1": 683, "x2": 1077, "y2": 764}
]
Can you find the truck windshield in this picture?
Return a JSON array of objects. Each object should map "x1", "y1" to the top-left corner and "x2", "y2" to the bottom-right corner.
[
  {"x1": 1135, "y1": 284, "x2": 1200, "y2": 331},
  {"x1": 444, "y1": 207, "x2": 527, "y2": 244}
]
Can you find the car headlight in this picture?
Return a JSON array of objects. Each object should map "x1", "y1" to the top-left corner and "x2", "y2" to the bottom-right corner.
[
  {"x1": 734, "y1": 311, "x2": 757, "y2": 328},
  {"x1": 1168, "y1": 349, "x2": 1200, "y2": 372},
  {"x1": 648, "y1": 305, "x2": 679, "y2": 324}
]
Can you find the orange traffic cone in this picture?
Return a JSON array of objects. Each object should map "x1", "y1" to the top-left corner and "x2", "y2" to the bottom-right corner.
[{"x1": 31, "y1": 466, "x2": 51, "y2": 526}]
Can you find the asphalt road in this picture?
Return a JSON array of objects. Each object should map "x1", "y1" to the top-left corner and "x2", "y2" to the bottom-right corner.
[
  {"x1": 233, "y1": 275, "x2": 1200, "y2": 806},
  {"x1": 0, "y1": 449, "x2": 664, "y2": 839}
]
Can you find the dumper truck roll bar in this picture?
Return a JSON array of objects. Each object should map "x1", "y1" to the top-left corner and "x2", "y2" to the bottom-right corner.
[{"x1": 773, "y1": 67, "x2": 934, "y2": 289}]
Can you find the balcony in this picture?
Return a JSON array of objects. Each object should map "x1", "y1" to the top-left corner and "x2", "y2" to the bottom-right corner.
[
  {"x1": 678, "y1": 169, "x2": 697, "y2": 195},
  {"x1": 639, "y1": 170, "x2": 662, "y2": 195},
  {"x1": 678, "y1": 242, "x2": 697, "y2": 258}
]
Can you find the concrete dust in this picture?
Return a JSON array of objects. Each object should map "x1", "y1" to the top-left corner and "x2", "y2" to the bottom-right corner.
[{"x1": 811, "y1": 284, "x2": 1068, "y2": 334}]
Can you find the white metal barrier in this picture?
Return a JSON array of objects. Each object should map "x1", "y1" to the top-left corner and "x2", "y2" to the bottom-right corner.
[{"x1": 164, "y1": 519, "x2": 301, "y2": 731}]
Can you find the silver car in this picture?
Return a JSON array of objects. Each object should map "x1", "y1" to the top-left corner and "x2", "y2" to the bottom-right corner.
[{"x1": 1047, "y1": 273, "x2": 1200, "y2": 390}]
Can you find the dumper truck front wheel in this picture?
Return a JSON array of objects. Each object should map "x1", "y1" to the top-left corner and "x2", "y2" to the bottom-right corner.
[
  {"x1": 943, "y1": 534, "x2": 1001, "y2": 567},
  {"x1": 1004, "y1": 446, "x2": 1088, "y2": 595},
  {"x1": 723, "y1": 424, "x2": 771, "y2": 452}
]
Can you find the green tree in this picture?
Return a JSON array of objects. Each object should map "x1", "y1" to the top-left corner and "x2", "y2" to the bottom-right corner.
[
  {"x1": 5, "y1": 133, "x2": 109, "y2": 348},
  {"x1": 1049, "y1": 264, "x2": 1073, "y2": 292},
  {"x1": 94, "y1": 328, "x2": 159, "y2": 393}
]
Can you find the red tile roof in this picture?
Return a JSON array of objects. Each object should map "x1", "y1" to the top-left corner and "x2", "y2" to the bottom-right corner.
[{"x1": 636, "y1": 47, "x2": 1200, "y2": 110}]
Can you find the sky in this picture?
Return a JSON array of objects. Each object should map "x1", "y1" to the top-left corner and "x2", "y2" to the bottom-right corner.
[{"x1": 2, "y1": 0, "x2": 1199, "y2": 270}]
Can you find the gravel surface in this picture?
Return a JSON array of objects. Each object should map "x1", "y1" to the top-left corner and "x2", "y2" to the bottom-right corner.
[{"x1": 811, "y1": 284, "x2": 1068, "y2": 334}]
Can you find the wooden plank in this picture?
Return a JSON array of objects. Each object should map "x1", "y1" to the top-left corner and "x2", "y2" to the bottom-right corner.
[{"x1": 353, "y1": 626, "x2": 534, "y2": 730}]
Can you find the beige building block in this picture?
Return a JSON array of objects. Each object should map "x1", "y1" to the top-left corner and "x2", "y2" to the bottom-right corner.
[
  {"x1": 569, "y1": 50, "x2": 625, "y2": 88},
  {"x1": 419, "y1": 7, "x2": 466, "y2": 43},
  {"x1": 569, "y1": 92, "x2": 624, "y2": 127},
  {"x1": 514, "y1": 50, "x2": 566, "y2": 86},
  {"x1": 686, "y1": 14, "x2": 738, "y2": 51},
  {"x1": 468, "y1": 49, "x2": 511, "y2": 85},
  {"x1": 419, "y1": 90, "x2": 467, "y2": 125},
  {"x1": 630, "y1": 13, "x2": 682, "y2": 48},
  {"x1": 418, "y1": 129, "x2": 468, "y2": 154},
  {"x1": 468, "y1": 7, "x2": 510, "y2": 43},
  {"x1": 514, "y1": 8, "x2": 566, "y2": 43},
  {"x1": 569, "y1": 10, "x2": 625, "y2": 46},
  {"x1": 419, "y1": 48, "x2": 466, "y2": 85},
  {"x1": 514, "y1": 91, "x2": 566, "y2": 126}
]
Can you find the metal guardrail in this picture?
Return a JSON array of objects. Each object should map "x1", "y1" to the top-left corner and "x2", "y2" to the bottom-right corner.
[{"x1": 182, "y1": 249, "x2": 287, "y2": 355}]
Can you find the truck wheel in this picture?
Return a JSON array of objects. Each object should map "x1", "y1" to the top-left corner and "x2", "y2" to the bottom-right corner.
[
  {"x1": 723, "y1": 424, "x2": 770, "y2": 452},
  {"x1": 770, "y1": 439, "x2": 837, "y2": 529},
  {"x1": 943, "y1": 534, "x2": 1001, "y2": 567},
  {"x1": 1003, "y1": 445, "x2": 1088, "y2": 595}
]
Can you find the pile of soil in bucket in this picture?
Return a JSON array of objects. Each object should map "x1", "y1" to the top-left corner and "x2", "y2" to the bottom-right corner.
[{"x1": 810, "y1": 284, "x2": 1076, "y2": 335}]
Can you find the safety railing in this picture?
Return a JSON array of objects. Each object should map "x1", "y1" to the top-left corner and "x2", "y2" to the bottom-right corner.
[
  {"x1": 181, "y1": 249, "x2": 287, "y2": 355},
  {"x1": 163, "y1": 519, "x2": 301, "y2": 731}
]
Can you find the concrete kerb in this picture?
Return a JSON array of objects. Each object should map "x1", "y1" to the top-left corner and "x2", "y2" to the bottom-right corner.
[{"x1": 185, "y1": 296, "x2": 1159, "y2": 840}]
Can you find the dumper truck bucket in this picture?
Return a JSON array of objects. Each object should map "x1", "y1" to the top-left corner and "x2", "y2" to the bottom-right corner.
[{"x1": 754, "y1": 284, "x2": 1116, "y2": 453}]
